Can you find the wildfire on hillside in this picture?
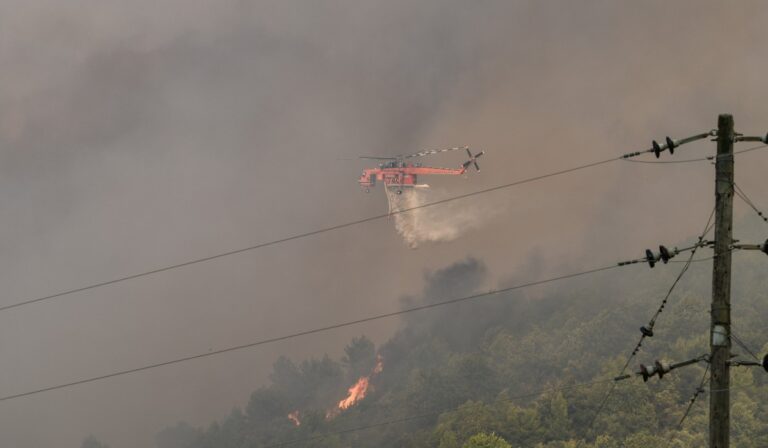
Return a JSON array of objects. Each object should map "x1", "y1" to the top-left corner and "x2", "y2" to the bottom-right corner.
[
  {"x1": 338, "y1": 376, "x2": 371, "y2": 410},
  {"x1": 327, "y1": 355, "x2": 384, "y2": 419}
]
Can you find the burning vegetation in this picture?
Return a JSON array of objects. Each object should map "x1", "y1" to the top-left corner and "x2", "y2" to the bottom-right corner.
[
  {"x1": 337, "y1": 376, "x2": 372, "y2": 410},
  {"x1": 327, "y1": 355, "x2": 384, "y2": 419},
  {"x1": 283, "y1": 353, "x2": 385, "y2": 423}
]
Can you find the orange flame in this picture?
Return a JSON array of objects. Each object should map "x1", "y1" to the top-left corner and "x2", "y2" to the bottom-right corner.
[
  {"x1": 338, "y1": 376, "x2": 371, "y2": 410},
  {"x1": 333, "y1": 355, "x2": 385, "y2": 414},
  {"x1": 287, "y1": 410, "x2": 301, "y2": 426}
]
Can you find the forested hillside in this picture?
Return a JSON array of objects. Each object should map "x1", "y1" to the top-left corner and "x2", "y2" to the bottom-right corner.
[{"x1": 148, "y1": 244, "x2": 768, "y2": 448}]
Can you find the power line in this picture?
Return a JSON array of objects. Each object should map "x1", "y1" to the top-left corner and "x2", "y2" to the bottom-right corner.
[
  {"x1": 0, "y1": 131, "x2": 744, "y2": 403},
  {"x1": 268, "y1": 136, "x2": 764, "y2": 445},
  {"x1": 734, "y1": 143, "x2": 768, "y2": 157},
  {"x1": 669, "y1": 255, "x2": 720, "y2": 263},
  {"x1": 587, "y1": 205, "x2": 716, "y2": 430},
  {"x1": 677, "y1": 379, "x2": 768, "y2": 431},
  {"x1": 621, "y1": 143, "x2": 767, "y2": 164},
  {"x1": 1, "y1": 133, "x2": 735, "y2": 314},
  {"x1": 0, "y1": 156, "x2": 623, "y2": 314},
  {"x1": 731, "y1": 331, "x2": 760, "y2": 361},
  {"x1": 678, "y1": 362, "x2": 710, "y2": 429},
  {"x1": 622, "y1": 157, "x2": 713, "y2": 165},
  {"x1": 733, "y1": 183, "x2": 768, "y2": 225},
  {"x1": 0, "y1": 263, "x2": 625, "y2": 403},
  {"x1": 263, "y1": 378, "x2": 615, "y2": 448}
]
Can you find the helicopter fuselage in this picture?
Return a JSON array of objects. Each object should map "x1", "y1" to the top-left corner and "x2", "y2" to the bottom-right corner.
[{"x1": 358, "y1": 163, "x2": 466, "y2": 191}]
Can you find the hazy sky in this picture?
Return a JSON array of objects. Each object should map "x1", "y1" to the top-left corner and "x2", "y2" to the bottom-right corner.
[{"x1": 1, "y1": 1, "x2": 768, "y2": 447}]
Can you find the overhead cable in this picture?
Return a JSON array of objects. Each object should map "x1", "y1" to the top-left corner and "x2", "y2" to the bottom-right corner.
[
  {"x1": 587, "y1": 205, "x2": 716, "y2": 430},
  {"x1": 621, "y1": 143, "x2": 768, "y2": 165},
  {"x1": 731, "y1": 331, "x2": 760, "y2": 361},
  {"x1": 0, "y1": 132, "x2": 719, "y2": 314},
  {"x1": 734, "y1": 183, "x2": 768, "y2": 225},
  {"x1": 0, "y1": 157, "x2": 622, "y2": 313},
  {"x1": 0, "y1": 263, "x2": 625, "y2": 403},
  {"x1": 678, "y1": 363, "x2": 710, "y2": 429}
]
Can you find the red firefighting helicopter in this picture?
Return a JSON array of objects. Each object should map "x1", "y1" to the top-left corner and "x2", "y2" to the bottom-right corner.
[{"x1": 358, "y1": 146, "x2": 484, "y2": 194}]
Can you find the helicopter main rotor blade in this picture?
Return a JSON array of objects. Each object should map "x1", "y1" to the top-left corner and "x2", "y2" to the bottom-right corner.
[
  {"x1": 402, "y1": 146, "x2": 469, "y2": 159},
  {"x1": 361, "y1": 146, "x2": 478, "y2": 161}
]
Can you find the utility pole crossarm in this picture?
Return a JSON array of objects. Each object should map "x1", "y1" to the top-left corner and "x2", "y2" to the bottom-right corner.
[
  {"x1": 734, "y1": 134, "x2": 768, "y2": 143},
  {"x1": 676, "y1": 132, "x2": 718, "y2": 146},
  {"x1": 730, "y1": 355, "x2": 768, "y2": 370},
  {"x1": 730, "y1": 241, "x2": 768, "y2": 254}
]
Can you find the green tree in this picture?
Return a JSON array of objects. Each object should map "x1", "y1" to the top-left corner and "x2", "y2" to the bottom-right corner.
[
  {"x1": 463, "y1": 432, "x2": 511, "y2": 448},
  {"x1": 537, "y1": 390, "x2": 570, "y2": 440},
  {"x1": 432, "y1": 400, "x2": 498, "y2": 446},
  {"x1": 592, "y1": 434, "x2": 619, "y2": 448},
  {"x1": 621, "y1": 431, "x2": 672, "y2": 448},
  {"x1": 498, "y1": 399, "x2": 542, "y2": 446}
]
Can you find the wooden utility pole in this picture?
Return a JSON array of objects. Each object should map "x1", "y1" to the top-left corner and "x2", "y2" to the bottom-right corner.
[{"x1": 710, "y1": 113, "x2": 734, "y2": 448}]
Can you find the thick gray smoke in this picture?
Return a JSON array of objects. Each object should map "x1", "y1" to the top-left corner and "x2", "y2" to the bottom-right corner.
[
  {"x1": 384, "y1": 186, "x2": 500, "y2": 248},
  {"x1": 2, "y1": 1, "x2": 768, "y2": 447}
]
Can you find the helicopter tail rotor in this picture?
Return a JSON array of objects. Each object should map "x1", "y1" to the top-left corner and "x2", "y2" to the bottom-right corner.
[{"x1": 462, "y1": 148, "x2": 484, "y2": 172}]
